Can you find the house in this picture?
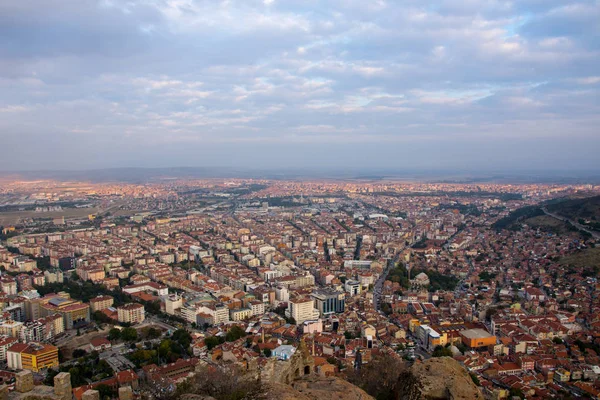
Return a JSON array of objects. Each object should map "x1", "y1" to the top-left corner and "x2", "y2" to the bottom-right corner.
[{"x1": 89, "y1": 337, "x2": 112, "y2": 352}]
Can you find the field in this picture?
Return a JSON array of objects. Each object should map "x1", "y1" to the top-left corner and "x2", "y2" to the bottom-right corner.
[
  {"x1": 559, "y1": 247, "x2": 600, "y2": 269},
  {"x1": 523, "y1": 215, "x2": 572, "y2": 234},
  {"x1": 0, "y1": 207, "x2": 99, "y2": 225}
]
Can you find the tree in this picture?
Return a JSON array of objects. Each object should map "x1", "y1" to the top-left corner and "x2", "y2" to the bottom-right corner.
[
  {"x1": 93, "y1": 311, "x2": 113, "y2": 324},
  {"x1": 225, "y1": 326, "x2": 246, "y2": 342},
  {"x1": 121, "y1": 327, "x2": 138, "y2": 342},
  {"x1": 143, "y1": 327, "x2": 161, "y2": 339},
  {"x1": 108, "y1": 328, "x2": 121, "y2": 341},
  {"x1": 72, "y1": 349, "x2": 87, "y2": 358},
  {"x1": 263, "y1": 348, "x2": 272, "y2": 357},
  {"x1": 432, "y1": 345, "x2": 452, "y2": 357},
  {"x1": 96, "y1": 384, "x2": 115, "y2": 400},
  {"x1": 205, "y1": 336, "x2": 224, "y2": 350},
  {"x1": 172, "y1": 329, "x2": 192, "y2": 349}
]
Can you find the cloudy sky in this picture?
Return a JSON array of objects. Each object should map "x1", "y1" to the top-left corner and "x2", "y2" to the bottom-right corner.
[{"x1": 1, "y1": 0, "x2": 599, "y2": 173}]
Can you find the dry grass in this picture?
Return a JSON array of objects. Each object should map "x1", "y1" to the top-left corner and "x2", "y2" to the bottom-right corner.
[
  {"x1": 523, "y1": 215, "x2": 570, "y2": 234},
  {"x1": 559, "y1": 247, "x2": 600, "y2": 269}
]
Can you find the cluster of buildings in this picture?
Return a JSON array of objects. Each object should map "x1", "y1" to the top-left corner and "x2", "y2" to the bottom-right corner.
[{"x1": 0, "y1": 180, "x2": 598, "y2": 398}]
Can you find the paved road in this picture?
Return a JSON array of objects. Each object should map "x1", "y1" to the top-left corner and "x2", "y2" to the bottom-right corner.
[
  {"x1": 373, "y1": 251, "x2": 402, "y2": 311},
  {"x1": 541, "y1": 207, "x2": 600, "y2": 239}
]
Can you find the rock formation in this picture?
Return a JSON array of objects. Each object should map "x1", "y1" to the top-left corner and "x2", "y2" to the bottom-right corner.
[
  {"x1": 395, "y1": 357, "x2": 484, "y2": 400},
  {"x1": 265, "y1": 376, "x2": 374, "y2": 400}
]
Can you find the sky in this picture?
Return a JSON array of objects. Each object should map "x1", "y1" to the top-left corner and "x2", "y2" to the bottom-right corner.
[{"x1": 0, "y1": 0, "x2": 599, "y2": 173}]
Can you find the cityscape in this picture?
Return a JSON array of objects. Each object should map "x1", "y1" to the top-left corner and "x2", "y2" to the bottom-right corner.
[
  {"x1": 1, "y1": 0, "x2": 600, "y2": 399},
  {"x1": 0, "y1": 177, "x2": 599, "y2": 399}
]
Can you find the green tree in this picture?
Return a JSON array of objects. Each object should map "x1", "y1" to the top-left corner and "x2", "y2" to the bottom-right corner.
[
  {"x1": 96, "y1": 384, "x2": 115, "y2": 399},
  {"x1": 205, "y1": 336, "x2": 225, "y2": 350},
  {"x1": 225, "y1": 326, "x2": 246, "y2": 342},
  {"x1": 143, "y1": 327, "x2": 161, "y2": 339},
  {"x1": 108, "y1": 328, "x2": 121, "y2": 341},
  {"x1": 172, "y1": 329, "x2": 192, "y2": 349},
  {"x1": 121, "y1": 327, "x2": 138, "y2": 342},
  {"x1": 432, "y1": 345, "x2": 453, "y2": 357},
  {"x1": 72, "y1": 349, "x2": 87, "y2": 358}
]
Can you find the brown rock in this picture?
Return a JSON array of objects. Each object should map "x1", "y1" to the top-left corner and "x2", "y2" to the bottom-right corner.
[
  {"x1": 395, "y1": 357, "x2": 484, "y2": 400},
  {"x1": 264, "y1": 376, "x2": 374, "y2": 400}
]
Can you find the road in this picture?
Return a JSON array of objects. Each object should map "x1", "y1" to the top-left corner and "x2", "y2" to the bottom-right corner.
[
  {"x1": 541, "y1": 207, "x2": 600, "y2": 239},
  {"x1": 373, "y1": 251, "x2": 402, "y2": 311},
  {"x1": 454, "y1": 256, "x2": 475, "y2": 297}
]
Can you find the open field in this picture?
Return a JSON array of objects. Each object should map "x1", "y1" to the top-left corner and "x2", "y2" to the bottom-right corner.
[
  {"x1": 523, "y1": 215, "x2": 571, "y2": 234},
  {"x1": 0, "y1": 207, "x2": 100, "y2": 225},
  {"x1": 559, "y1": 247, "x2": 600, "y2": 269}
]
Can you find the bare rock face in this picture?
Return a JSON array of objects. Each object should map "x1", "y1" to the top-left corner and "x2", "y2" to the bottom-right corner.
[
  {"x1": 395, "y1": 357, "x2": 484, "y2": 400},
  {"x1": 265, "y1": 376, "x2": 375, "y2": 400},
  {"x1": 179, "y1": 395, "x2": 217, "y2": 400}
]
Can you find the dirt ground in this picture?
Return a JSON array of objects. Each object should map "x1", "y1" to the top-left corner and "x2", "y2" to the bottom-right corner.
[{"x1": 0, "y1": 208, "x2": 100, "y2": 225}]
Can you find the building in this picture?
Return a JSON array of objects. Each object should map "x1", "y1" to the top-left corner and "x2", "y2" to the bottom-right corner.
[
  {"x1": 122, "y1": 282, "x2": 168, "y2": 296},
  {"x1": 311, "y1": 288, "x2": 345, "y2": 317},
  {"x1": 250, "y1": 300, "x2": 265, "y2": 316},
  {"x1": 286, "y1": 297, "x2": 320, "y2": 325},
  {"x1": 43, "y1": 269, "x2": 64, "y2": 284},
  {"x1": 345, "y1": 280, "x2": 361, "y2": 296},
  {"x1": 89, "y1": 337, "x2": 112, "y2": 352},
  {"x1": 230, "y1": 308, "x2": 252, "y2": 321},
  {"x1": 165, "y1": 294, "x2": 182, "y2": 315},
  {"x1": 460, "y1": 328, "x2": 496, "y2": 349},
  {"x1": 117, "y1": 303, "x2": 145, "y2": 324},
  {"x1": 0, "y1": 336, "x2": 18, "y2": 362},
  {"x1": 273, "y1": 345, "x2": 296, "y2": 360},
  {"x1": 0, "y1": 320, "x2": 23, "y2": 338},
  {"x1": 0, "y1": 277, "x2": 17, "y2": 295},
  {"x1": 39, "y1": 295, "x2": 90, "y2": 329},
  {"x1": 7, "y1": 342, "x2": 59, "y2": 372},
  {"x1": 90, "y1": 296, "x2": 114, "y2": 312}
]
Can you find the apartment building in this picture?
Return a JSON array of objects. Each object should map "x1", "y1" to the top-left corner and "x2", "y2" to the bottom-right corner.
[
  {"x1": 286, "y1": 297, "x2": 320, "y2": 324},
  {"x1": 90, "y1": 295, "x2": 114, "y2": 312},
  {"x1": 117, "y1": 303, "x2": 145, "y2": 324}
]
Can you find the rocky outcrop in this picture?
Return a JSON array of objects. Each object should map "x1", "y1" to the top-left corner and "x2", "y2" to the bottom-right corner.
[
  {"x1": 179, "y1": 395, "x2": 217, "y2": 400},
  {"x1": 395, "y1": 357, "x2": 484, "y2": 400},
  {"x1": 261, "y1": 339, "x2": 315, "y2": 385},
  {"x1": 265, "y1": 376, "x2": 374, "y2": 400}
]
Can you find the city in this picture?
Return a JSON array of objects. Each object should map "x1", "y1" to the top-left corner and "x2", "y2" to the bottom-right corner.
[
  {"x1": 0, "y1": 178, "x2": 599, "y2": 399},
  {"x1": 1, "y1": 0, "x2": 599, "y2": 399}
]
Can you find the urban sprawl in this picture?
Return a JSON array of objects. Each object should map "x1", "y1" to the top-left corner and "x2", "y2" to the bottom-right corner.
[{"x1": 0, "y1": 178, "x2": 599, "y2": 399}]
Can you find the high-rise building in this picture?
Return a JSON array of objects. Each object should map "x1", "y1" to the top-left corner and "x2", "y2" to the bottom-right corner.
[
  {"x1": 311, "y1": 288, "x2": 345, "y2": 317},
  {"x1": 286, "y1": 297, "x2": 319, "y2": 324}
]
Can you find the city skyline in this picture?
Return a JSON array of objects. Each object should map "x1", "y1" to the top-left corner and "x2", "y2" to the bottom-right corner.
[{"x1": 1, "y1": 0, "x2": 599, "y2": 171}]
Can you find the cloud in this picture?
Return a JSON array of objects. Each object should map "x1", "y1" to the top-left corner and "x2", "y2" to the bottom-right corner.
[{"x1": 0, "y1": 0, "x2": 598, "y2": 171}]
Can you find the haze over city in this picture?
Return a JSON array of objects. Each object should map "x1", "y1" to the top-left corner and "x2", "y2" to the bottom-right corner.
[{"x1": 1, "y1": 0, "x2": 599, "y2": 172}]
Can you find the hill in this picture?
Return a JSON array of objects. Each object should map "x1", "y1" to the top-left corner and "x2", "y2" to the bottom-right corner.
[{"x1": 546, "y1": 195, "x2": 600, "y2": 232}]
